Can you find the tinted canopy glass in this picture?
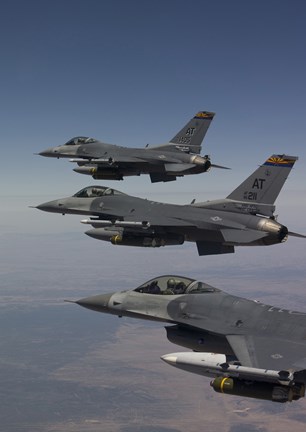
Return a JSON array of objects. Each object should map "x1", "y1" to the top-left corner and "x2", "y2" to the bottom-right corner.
[
  {"x1": 64, "y1": 136, "x2": 97, "y2": 146},
  {"x1": 73, "y1": 186, "x2": 125, "y2": 198},
  {"x1": 134, "y1": 275, "x2": 218, "y2": 295}
]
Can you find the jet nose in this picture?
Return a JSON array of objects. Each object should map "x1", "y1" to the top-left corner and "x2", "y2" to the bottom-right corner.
[
  {"x1": 39, "y1": 145, "x2": 79, "y2": 158},
  {"x1": 38, "y1": 147, "x2": 60, "y2": 157},
  {"x1": 35, "y1": 199, "x2": 66, "y2": 213},
  {"x1": 76, "y1": 293, "x2": 113, "y2": 313}
]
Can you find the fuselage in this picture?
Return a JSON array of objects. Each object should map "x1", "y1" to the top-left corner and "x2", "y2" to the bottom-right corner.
[
  {"x1": 40, "y1": 141, "x2": 201, "y2": 162},
  {"x1": 77, "y1": 276, "x2": 306, "y2": 349},
  {"x1": 36, "y1": 187, "x2": 287, "y2": 247},
  {"x1": 74, "y1": 275, "x2": 306, "y2": 403}
]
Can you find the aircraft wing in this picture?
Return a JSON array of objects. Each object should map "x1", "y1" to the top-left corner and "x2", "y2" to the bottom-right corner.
[
  {"x1": 122, "y1": 211, "x2": 246, "y2": 230},
  {"x1": 123, "y1": 213, "x2": 247, "y2": 231},
  {"x1": 82, "y1": 213, "x2": 269, "y2": 256},
  {"x1": 141, "y1": 216, "x2": 195, "y2": 228},
  {"x1": 87, "y1": 214, "x2": 254, "y2": 239},
  {"x1": 71, "y1": 156, "x2": 150, "y2": 164},
  {"x1": 226, "y1": 334, "x2": 306, "y2": 372},
  {"x1": 82, "y1": 216, "x2": 196, "y2": 229},
  {"x1": 70, "y1": 154, "x2": 188, "y2": 165}
]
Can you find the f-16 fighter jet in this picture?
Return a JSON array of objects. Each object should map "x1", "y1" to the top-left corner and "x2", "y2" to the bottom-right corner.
[
  {"x1": 69, "y1": 274, "x2": 306, "y2": 403},
  {"x1": 38, "y1": 111, "x2": 229, "y2": 183},
  {"x1": 36, "y1": 154, "x2": 305, "y2": 256}
]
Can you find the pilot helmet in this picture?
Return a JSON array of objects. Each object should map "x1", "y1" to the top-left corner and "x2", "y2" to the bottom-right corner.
[{"x1": 167, "y1": 278, "x2": 176, "y2": 289}]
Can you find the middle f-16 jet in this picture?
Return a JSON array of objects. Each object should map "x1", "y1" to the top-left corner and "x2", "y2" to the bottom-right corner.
[
  {"x1": 35, "y1": 154, "x2": 305, "y2": 256},
  {"x1": 68, "y1": 274, "x2": 306, "y2": 403},
  {"x1": 38, "y1": 111, "x2": 229, "y2": 183}
]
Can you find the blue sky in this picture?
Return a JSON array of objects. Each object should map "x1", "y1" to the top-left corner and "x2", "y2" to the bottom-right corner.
[
  {"x1": 1, "y1": 3, "x2": 306, "y2": 426},
  {"x1": 1, "y1": 0, "x2": 306, "y2": 231}
]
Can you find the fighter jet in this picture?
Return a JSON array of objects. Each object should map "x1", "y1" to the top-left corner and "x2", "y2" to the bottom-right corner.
[
  {"x1": 70, "y1": 274, "x2": 306, "y2": 403},
  {"x1": 36, "y1": 154, "x2": 305, "y2": 256},
  {"x1": 38, "y1": 111, "x2": 229, "y2": 183}
]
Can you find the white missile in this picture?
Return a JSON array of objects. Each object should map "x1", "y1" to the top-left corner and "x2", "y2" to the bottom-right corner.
[
  {"x1": 81, "y1": 219, "x2": 150, "y2": 229},
  {"x1": 161, "y1": 352, "x2": 293, "y2": 384}
]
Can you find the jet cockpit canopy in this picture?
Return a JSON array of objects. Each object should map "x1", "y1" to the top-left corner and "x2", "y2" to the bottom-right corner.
[
  {"x1": 64, "y1": 136, "x2": 97, "y2": 146},
  {"x1": 134, "y1": 275, "x2": 219, "y2": 295},
  {"x1": 73, "y1": 185, "x2": 125, "y2": 198}
]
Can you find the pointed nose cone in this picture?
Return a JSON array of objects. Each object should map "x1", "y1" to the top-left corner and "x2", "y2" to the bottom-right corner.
[
  {"x1": 73, "y1": 166, "x2": 95, "y2": 175},
  {"x1": 85, "y1": 229, "x2": 105, "y2": 240},
  {"x1": 35, "y1": 199, "x2": 66, "y2": 213},
  {"x1": 38, "y1": 145, "x2": 79, "y2": 158},
  {"x1": 76, "y1": 293, "x2": 113, "y2": 313},
  {"x1": 160, "y1": 354, "x2": 178, "y2": 365},
  {"x1": 38, "y1": 147, "x2": 60, "y2": 157}
]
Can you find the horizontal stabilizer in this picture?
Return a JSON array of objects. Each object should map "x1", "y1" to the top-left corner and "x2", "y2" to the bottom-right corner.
[
  {"x1": 196, "y1": 241, "x2": 234, "y2": 256},
  {"x1": 164, "y1": 163, "x2": 195, "y2": 173},
  {"x1": 150, "y1": 173, "x2": 177, "y2": 183},
  {"x1": 221, "y1": 228, "x2": 267, "y2": 244}
]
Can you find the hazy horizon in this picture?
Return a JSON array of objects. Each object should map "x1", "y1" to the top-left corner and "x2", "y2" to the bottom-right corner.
[{"x1": 1, "y1": 0, "x2": 306, "y2": 430}]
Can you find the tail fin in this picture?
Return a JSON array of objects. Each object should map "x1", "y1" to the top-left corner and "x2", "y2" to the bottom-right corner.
[
  {"x1": 227, "y1": 154, "x2": 298, "y2": 205},
  {"x1": 152, "y1": 111, "x2": 215, "y2": 154}
]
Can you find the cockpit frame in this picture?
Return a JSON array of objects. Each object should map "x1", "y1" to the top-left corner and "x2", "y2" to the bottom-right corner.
[
  {"x1": 73, "y1": 185, "x2": 125, "y2": 198},
  {"x1": 134, "y1": 275, "x2": 219, "y2": 295},
  {"x1": 64, "y1": 136, "x2": 97, "y2": 146}
]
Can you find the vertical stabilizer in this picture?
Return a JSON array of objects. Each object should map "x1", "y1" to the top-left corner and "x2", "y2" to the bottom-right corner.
[
  {"x1": 226, "y1": 154, "x2": 298, "y2": 205},
  {"x1": 151, "y1": 111, "x2": 215, "y2": 154},
  {"x1": 169, "y1": 111, "x2": 215, "y2": 153}
]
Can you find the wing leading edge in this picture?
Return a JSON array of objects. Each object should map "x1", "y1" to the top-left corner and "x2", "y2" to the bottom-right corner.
[{"x1": 226, "y1": 334, "x2": 306, "y2": 372}]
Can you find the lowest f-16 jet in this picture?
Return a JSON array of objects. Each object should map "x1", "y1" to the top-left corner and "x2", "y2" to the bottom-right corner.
[
  {"x1": 36, "y1": 154, "x2": 305, "y2": 256},
  {"x1": 38, "y1": 111, "x2": 229, "y2": 183},
  {"x1": 69, "y1": 274, "x2": 306, "y2": 403}
]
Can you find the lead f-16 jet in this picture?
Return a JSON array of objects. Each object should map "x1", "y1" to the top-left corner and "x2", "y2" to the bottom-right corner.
[
  {"x1": 69, "y1": 274, "x2": 306, "y2": 403},
  {"x1": 38, "y1": 111, "x2": 229, "y2": 183},
  {"x1": 36, "y1": 154, "x2": 305, "y2": 256}
]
